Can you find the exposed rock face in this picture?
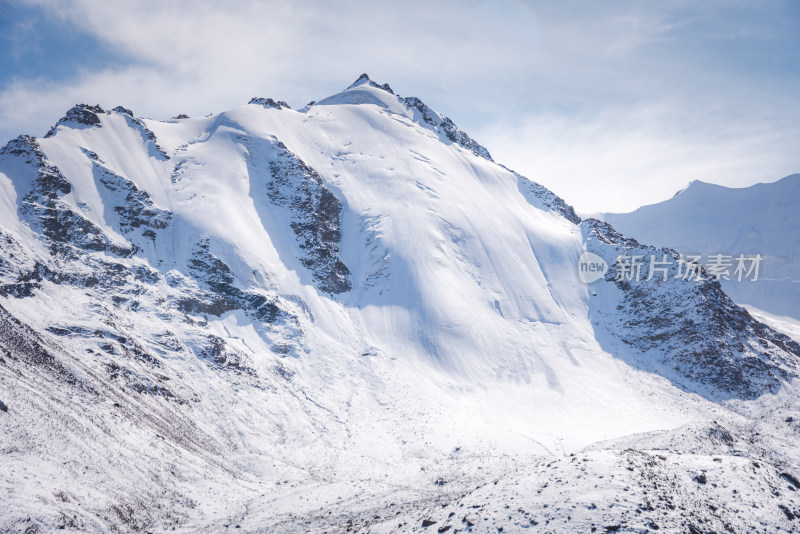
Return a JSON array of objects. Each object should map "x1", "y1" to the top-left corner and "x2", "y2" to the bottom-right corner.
[
  {"x1": 347, "y1": 73, "x2": 395, "y2": 94},
  {"x1": 513, "y1": 168, "x2": 581, "y2": 224},
  {"x1": 248, "y1": 97, "x2": 291, "y2": 109},
  {"x1": 403, "y1": 95, "x2": 493, "y2": 161},
  {"x1": 345, "y1": 74, "x2": 493, "y2": 161},
  {"x1": 198, "y1": 334, "x2": 254, "y2": 374},
  {"x1": 1, "y1": 136, "x2": 134, "y2": 257},
  {"x1": 583, "y1": 218, "x2": 800, "y2": 399},
  {"x1": 266, "y1": 141, "x2": 352, "y2": 294},
  {"x1": 0, "y1": 231, "x2": 44, "y2": 298},
  {"x1": 110, "y1": 107, "x2": 171, "y2": 160},
  {"x1": 181, "y1": 239, "x2": 288, "y2": 322},
  {"x1": 90, "y1": 154, "x2": 172, "y2": 242},
  {"x1": 45, "y1": 104, "x2": 105, "y2": 137}
]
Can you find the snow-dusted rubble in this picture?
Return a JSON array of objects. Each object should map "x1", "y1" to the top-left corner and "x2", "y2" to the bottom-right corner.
[{"x1": 0, "y1": 75, "x2": 798, "y2": 533}]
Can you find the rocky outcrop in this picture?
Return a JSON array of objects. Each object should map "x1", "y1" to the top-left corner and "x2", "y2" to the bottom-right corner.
[
  {"x1": 402, "y1": 95, "x2": 493, "y2": 161},
  {"x1": 182, "y1": 239, "x2": 288, "y2": 322},
  {"x1": 347, "y1": 73, "x2": 395, "y2": 94},
  {"x1": 266, "y1": 141, "x2": 351, "y2": 294},
  {"x1": 583, "y1": 218, "x2": 800, "y2": 399},
  {"x1": 1, "y1": 136, "x2": 133, "y2": 257},
  {"x1": 90, "y1": 153, "x2": 172, "y2": 242},
  {"x1": 198, "y1": 334, "x2": 254, "y2": 374},
  {"x1": 45, "y1": 104, "x2": 104, "y2": 137},
  {"x1": 110, "y1": 107, "x2": 170, "y2": 160},
  {"x1": 512, "y1": 169, "x2": 581, "y2": 224},
  {"x1": 248, "y1": 97, "x2": 291, "y2": 109}
]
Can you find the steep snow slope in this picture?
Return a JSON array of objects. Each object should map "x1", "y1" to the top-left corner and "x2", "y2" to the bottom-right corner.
[
  {"x1": 1, "y1": 76, "x2": 799, "y2": 533},
  {"x1": 603, "y1": 175, "x2": 800, "y2": 322}
]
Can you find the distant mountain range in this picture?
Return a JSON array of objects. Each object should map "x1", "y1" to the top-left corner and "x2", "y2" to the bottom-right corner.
[{"x1": 603, "y1": 174, "x2": 800, "y2": 321}]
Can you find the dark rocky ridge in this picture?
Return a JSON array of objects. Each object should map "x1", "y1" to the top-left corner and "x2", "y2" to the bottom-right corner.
[
  {"x1": 347, "y1": 72, "x2": 395, "y2": 94},
  {"x1": 346, "y1": 74, "x2": 494, "y2": 162},
  {"x1": 512, "y1": 167, "x2": 581, "y2": 224},
  {"x1": 266, "y1": 140, "x2": 352, "y2": 294},
  {"x1": 402, "y1": 95, "x2": 493, "y2": 161},
  {"x1": 249, "y1": 97, "x2": 291, "y2": 109},
  {"x1": 45, "y1": 104, "x2": 105, "y2": 138},
  {"x1": 583, "y1": 218, "x2": 800, "y2": 400},
  {"x1": 1, "y1": 136, "x2": 134, "y2": 257},
  {"x1": 90, "y1": 154, "x2": 172, "y2": 242}
]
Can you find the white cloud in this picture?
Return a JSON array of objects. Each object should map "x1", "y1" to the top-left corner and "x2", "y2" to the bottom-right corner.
[
  {"x1": 478, "y1": 97, "x2": 800, "y2": 213},
  {"x1": 2, "y1": 0, "x2": 798, "y2": 212}
]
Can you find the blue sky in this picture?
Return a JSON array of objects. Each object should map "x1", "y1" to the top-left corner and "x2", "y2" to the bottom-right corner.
[{"x1": 1, "y1": 0, "x2": 798, "y2": 212}]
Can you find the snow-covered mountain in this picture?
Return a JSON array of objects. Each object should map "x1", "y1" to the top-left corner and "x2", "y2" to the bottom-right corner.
[
  {"x1": 1, "y1": 75, "x2": 799, "y2": 533},
  {"x1": 603, "y1": 175, "x2": 800, "y2": 323}
]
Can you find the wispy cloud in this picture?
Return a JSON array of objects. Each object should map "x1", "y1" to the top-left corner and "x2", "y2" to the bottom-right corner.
[
  {"x1": 479, "y1": 96, "x2": 800, "y2": 213},
  {"x1": 1, "y1": 0, "x2": 798, "y2": 212}
]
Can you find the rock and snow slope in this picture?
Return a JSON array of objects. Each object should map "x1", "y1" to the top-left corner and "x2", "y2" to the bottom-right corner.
[
  {"x1": 603, "y1": 175, "x2": 800, "y2": 323},
  {"x1": 1, "y1": 75, "x2": 799, "y2": 533}
]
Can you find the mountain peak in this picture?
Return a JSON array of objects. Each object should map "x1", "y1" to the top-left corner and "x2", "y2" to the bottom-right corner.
[
  {"x1": 672, "y1": 179, "x2": 713, "y2": 197},
  {"x1": 45, "y1": 104, "x2": 105, "y2": 138},
  {"x1": 346, "y1": 73, "x2": 394, "y2": 94}
]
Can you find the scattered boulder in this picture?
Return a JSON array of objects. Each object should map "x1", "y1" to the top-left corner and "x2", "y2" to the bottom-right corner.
[
  {"x1": 779, "y1": 504, "x2": 795, "y2": 520},
  {"x1": 781, "y1": 472, "x2": 800, "y2": 489}
]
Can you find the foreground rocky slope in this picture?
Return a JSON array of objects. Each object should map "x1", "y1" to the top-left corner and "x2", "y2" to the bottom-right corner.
[{"x1": 0, "y1": 75, "x2": 798, "y2": 533}]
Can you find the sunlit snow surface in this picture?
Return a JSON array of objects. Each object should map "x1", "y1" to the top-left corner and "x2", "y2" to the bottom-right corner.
[{"x1": 1, "y1": 78, "x2": 799, "y2": 533}]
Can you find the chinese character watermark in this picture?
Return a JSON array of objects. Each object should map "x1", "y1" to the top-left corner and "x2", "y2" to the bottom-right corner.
[{"x1": 578, "y1": 252, "x2": 764, "y2": 284}]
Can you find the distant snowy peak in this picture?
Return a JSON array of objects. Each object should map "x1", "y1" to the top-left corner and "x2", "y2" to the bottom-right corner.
[
  {"x1": 346, "y1": 72, "x2": 395, "y2": 94},
  {"x1": 602, "y1": 173, "x2": 800, "y2": 319},
  {"x1": 672, "y1": 179, "x2": 704, "y2": 197},
  {"x1": 672, "y1": 174, "x2": 800, "y2": 199}
]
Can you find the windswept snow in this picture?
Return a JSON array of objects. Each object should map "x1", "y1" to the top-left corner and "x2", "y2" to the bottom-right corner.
[{"x1": 0, "y1": 75, "x2": 798, "y2": 533}]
